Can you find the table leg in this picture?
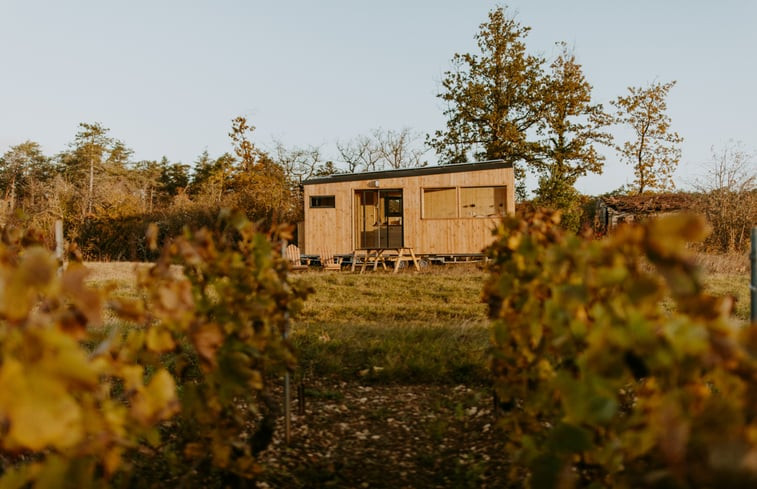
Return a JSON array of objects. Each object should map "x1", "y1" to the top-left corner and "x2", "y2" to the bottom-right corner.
[{"x1": 409, "y1": 248, "x2": 420, "y2": 271}]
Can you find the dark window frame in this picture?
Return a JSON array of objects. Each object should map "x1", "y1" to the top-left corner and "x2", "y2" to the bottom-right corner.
[{"x1": 309, "y1": 195, "x2": 336, "y2": 208}]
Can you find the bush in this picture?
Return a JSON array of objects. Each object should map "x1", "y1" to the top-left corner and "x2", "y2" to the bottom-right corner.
[
  {"x1": 484, "y1": 209, "x2": 757, "y2": 488},
  {"x1": 0, "y1": 211, "x2": 309, "y2": 487}
]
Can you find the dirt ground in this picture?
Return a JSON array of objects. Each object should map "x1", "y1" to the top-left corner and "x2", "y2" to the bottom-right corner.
[{"x1": 256, "y1": 379, "x2": 511, "y2": 489}]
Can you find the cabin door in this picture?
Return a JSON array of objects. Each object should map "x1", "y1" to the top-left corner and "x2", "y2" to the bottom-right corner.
[{"x1": 354, "y1": 189, "x2": 404, "y2": 249}]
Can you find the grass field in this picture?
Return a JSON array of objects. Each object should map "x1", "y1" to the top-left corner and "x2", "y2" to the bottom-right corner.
[
  {"x1": 82, "y1": 258, "x2": 753, "y2": 487},
  {"x1": 85, "y1": 259, "x2": 753, "y2": 386}
]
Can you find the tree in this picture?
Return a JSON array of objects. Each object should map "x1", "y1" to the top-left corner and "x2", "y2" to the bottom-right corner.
[
  {"x1": 693, "y1": 140, "x2": 756, "y2": 252},
  {"x1": 158, "y1": 157, "x2": 190, "y2": 198},
  {"x1": 373, "y1": 128, "x2": 428, "y2": 169},
  {"x1": 427, "y1": 6, "x2": 545, "y2": 198},
  {"x1": 337, "y1": 127, "x2": 428, "y2": 173},
  {"x1": 532, "y1": 44, "x2": 612, "y2": 229},
  {"x1": 0, "y1": 141, "x2": 55, "y2": 214},
  {"x1": 228, "y1": 117, "x2": 296, "y2": 224},
  {"x1": 336, "y1": 134, "x2": 382, "y2": 173},
  {"x1": 271, "y1": 141, "x2": 326, "y2": 184},
  {"x1": 63, "y1": 122, "x2": 114, "y2": 216},
  {"x1": 611, "y1": 80, "x2": 683, "y2": 194}
]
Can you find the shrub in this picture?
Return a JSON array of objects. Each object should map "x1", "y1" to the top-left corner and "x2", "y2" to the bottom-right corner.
[
  {"x1": 484, "y1": 209, "x2": 757, "y2": 488},
  {"x1": 0, "y1": 211, "x2": 309, "y2": 487}
]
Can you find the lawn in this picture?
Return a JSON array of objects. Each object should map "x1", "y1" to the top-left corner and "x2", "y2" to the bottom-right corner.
[{"x1": 82, "y1": 259, "x2": 753, "y2": 488}]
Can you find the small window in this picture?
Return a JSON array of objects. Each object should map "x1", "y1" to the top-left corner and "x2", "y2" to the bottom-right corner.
[
  {"x1": 423, "y1": 188, "x2": 457, "y2": 219},
  {"x1": 460, "y1": 186, "x2": 506, "y2": 218},
  {"x1": 310, "y1": 195, "x2": 335, "y2": 208},
  {"x1": 385, "y1": 196, "x2": 402, "y2": 217}
]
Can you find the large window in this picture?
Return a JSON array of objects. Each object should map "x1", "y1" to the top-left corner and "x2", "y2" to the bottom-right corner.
[
  {"x1": 423, "y1": 188, "x2": 457, "y2": 219},
  {"x1": 310, "y1": 195, "x2": 335, "y2": 208},
  {"x1": 460, "y1": 187, "x2": 507, "y2": 218}
]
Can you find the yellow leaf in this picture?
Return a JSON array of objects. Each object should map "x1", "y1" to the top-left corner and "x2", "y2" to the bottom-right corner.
[
  {"x1": 191, "y1": 322, "x2": 224, "y2": 370},
  {"x1": 0, "y1": 359, "x2": 83, "y2": 451},
  {"x1": 103, "y1": 446, "x2": 123, "y2": 476},
  {"x1": 61, "y1": 264, "x2": 103, "y2": 327},
  {"x1": 146, "y1": 327, "x2": 176, "y2": 353},
  {"x1": 120, "y1": 364, "x2": 144, "y2": 392},
  {"x1": 0, "y1": 248, "x2": 57, "y2": 321},
  {"x1": 130, "y1": 369, "x2": 178, "y2": 426}
]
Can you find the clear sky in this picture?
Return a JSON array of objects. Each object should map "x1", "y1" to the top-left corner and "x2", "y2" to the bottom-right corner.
[{"x1": 1, "y1": 0, "x2": 755, "y2": 195}]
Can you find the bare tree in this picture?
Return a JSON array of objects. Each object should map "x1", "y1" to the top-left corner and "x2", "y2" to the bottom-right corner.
[
  {"x1": 336, "y1": 134, "x2": 382, "y2": 173},
  {"x1": 271, "y1": 140, "x2": 324, "y2": 184},
  {"x1": 337, "y1": 128, "x2": 428, "y2": 173},
  {"x1": 693, "y1": 140, "x2": 756, "y2": 252},
  {"x1": 373, "y1": 128, "x2": 428, "y2": 169}
]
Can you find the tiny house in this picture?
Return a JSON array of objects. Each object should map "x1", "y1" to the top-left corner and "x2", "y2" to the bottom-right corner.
[{"x1": 301, "y1": 160, "x2": 515, "y2": 259}]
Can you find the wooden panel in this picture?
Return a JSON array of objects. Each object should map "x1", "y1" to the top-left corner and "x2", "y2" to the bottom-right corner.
[
  {"x1": 423, "y1": 188, "x2": 457, "y2": 219},
  {"x1": 303, "y1": 166, "x2": 515, "y2": 255}
]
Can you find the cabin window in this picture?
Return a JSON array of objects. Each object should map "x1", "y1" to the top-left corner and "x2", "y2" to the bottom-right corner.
[
  {"x1": 423, "y1": 188, "x2": 457, "y2": 219},
  {"x1": 310, "y1": 195, "x2": 335, "y2": 208},
  {"x1": 460, "y1": 186, "x2": 507, "y2": 218}
]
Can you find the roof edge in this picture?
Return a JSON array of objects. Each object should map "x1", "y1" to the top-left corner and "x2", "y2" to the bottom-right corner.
[{"x1": 302, "y1": 159, "x2": 512, "y2": 185}]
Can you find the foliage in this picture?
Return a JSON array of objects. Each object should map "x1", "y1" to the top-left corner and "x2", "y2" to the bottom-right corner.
[
  {"x1": 484, "y1": 209, "x2": 757, "y2": 488},
  {"x1": 692, "y1": 141, "x2": 756, "y2": 252},
  {"x1": 0, "y1": 226, "x2": 179, "y2": 488},
  {"x1": 533, "y1": 44, "x2": 611, "y2": 229},
  {"x1": 611, "y1": 81, "x2": 683, "y2": 194},
  {"x1": 427, "y1": 6, "x2": 544, "y2": 198},
  {"x1": 0, "y1": 212, "x2": 309, "y2": 487},
  {"x1": 227, "y1": 117, "x2": 299, "y2": 224}
]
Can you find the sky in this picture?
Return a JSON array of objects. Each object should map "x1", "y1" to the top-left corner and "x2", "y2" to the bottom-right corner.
[{"x1": 1, "y1": 0, "x2": 755, "y2": 195}]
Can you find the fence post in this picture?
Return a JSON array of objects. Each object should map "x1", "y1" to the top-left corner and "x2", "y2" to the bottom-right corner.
[
  {"x1": 55, "y1": 220, "x2": 64, "y2": 261},
  {"x1": 751, "y1": 227, "x2": 756, "y2": 324},
  {"x1": 281, "y1": 240, "x2": 292, "y2": 444}
]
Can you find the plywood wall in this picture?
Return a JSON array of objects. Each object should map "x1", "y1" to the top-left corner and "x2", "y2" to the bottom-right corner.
[{"x1": 303, "y1": 166, "x2": 515, "y2": 255}]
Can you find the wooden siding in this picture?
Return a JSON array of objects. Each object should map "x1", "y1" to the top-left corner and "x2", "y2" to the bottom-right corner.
[{"x1": 302, "y1": 166, "x2": 515, "y2": 255}]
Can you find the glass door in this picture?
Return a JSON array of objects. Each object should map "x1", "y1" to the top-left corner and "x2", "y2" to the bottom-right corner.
[{"x1": 355, "y1": 189, "x2": 403, "y2": 249}]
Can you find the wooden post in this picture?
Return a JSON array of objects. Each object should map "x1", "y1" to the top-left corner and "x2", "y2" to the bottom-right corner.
[{"x1": 55, "y1": 220, "x2": 64, "y2": 271}]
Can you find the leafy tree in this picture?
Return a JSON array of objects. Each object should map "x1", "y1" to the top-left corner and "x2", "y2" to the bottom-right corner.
[
  {"x1": 158, "y1": 157, "x2": 190, "y2": 198},
  {"x1": 132, "y1": 159, "x2": 163, "y2": 213},
  {"x1": 427, "y1": 6, "x2": 544, "y2": 198},
  {"x1": 0, "y1": 141, "x2": 56, "y2": 214},
  {"x1": 228, "y1": 117, "x2": 296, "y2": 224},
  {"x1": 532, "y1": 44, "x2": 612, "y2": 230},
  {"x1": 314, "y1": 160, "x2": 338, "y2": 176},
  {"x1": 611, "y1": 80, "x2": 683, "y2": 194},
  {"x1": 61, "y1": 122, "x2": 114, "y2": 217}
]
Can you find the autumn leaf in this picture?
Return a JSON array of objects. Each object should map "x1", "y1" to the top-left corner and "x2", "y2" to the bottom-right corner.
[{"x1": 0, "y1": 359, "x2": 83, "y2": 451}]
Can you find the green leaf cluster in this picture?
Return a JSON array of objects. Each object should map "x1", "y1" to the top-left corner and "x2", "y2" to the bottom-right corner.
[{"x1": 484, "y1": 209, "x2": 757, "y2": 488}]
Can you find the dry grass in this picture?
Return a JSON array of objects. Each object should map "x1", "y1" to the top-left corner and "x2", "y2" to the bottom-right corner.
[
  {"x1": 693, "y1": 251, "x2": 751, "y2": 275},
  {"x1": 85, "y1": 258, "x2": 752, "y2": 383}
]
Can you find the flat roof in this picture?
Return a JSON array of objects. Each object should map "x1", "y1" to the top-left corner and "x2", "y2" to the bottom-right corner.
[{"x1": 302, "y1": 159, "x2": 511, "y2": 185}]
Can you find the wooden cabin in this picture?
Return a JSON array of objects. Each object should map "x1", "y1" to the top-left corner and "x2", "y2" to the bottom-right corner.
[{"x1": 301, "y1": 160, "x2": 515, "y2": 260}]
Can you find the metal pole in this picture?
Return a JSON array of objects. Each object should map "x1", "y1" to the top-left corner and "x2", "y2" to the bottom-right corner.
[
  {"x1": 281, "y1": 240, "x2": 292, "y2": 445},
  {"x1": 751, "y1": 227, "x2": 756, "y2": 324}
]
